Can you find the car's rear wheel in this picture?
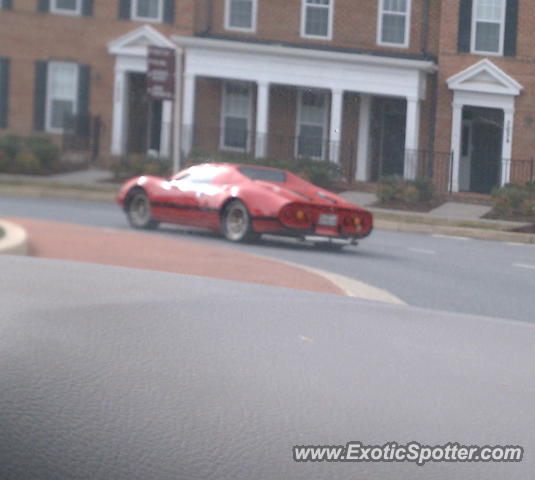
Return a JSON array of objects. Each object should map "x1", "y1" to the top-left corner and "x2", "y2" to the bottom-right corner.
[
  {"x1": 222, "y1": 200, "x2": 257, "y2": 243},
  {"x1": 126, "y1": 190, "x2": 159, "y2": 230}
]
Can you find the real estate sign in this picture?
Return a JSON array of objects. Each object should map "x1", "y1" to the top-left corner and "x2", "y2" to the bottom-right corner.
[{"x1": 147, "y1": 46, "x2": 176, "y2": 101}]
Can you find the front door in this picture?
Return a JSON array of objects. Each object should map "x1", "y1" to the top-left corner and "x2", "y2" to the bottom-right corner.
[
  {"x1": 470, "y1": 120, "x2": 502, "y2": 194},
  {"x1": 126, "y1": 72, "x2": 149, "y2": 154}
]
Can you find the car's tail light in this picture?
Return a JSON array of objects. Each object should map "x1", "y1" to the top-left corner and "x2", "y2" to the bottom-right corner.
[
  {"x1": 342, "y1": 211, "x2": 372, "y2": 234},
  {"x1": 280, "y1": 204, "x2": 313, "y2": 229}
]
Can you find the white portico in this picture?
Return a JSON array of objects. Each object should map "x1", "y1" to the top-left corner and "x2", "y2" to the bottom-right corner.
[
  {"x1": 172, "y1": 35, "x2": 436, "y2": 180},
  {"x1": 447, "y1": 59, "x2": 523, "y2": 193},
  {"x1": 108, "y1": 26, "x2": 177, "y2": 158}
]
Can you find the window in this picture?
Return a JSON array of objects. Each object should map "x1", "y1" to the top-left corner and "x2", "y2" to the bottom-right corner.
[
  {"x1": 378, "y1": 0, "x2": 411, "y2": 47},
  {"x1": 225, "y1": 0, "x2": 257, "y2": 31},
  {"x1": 46, "y1": 62, "x2": 78, "y2": 132},
  {"x1": 239, "y1": 166, "x2": 287, "y2": 183},
  {"x1": 221, "y1": 82, "x2": 252, "y2": 152},
  {"x1": 296, "y1": 90, "x2": 327, "y2": 160},
  {"x1": 471, "y1": 0, "x2": 506, "y2": 54},
  {"x1": 51, "y1": 0, "x2": 82, "y2": 15},
  {"x1": 132, "y1": 0, "x2": 163, "y2": 22},
  {"x1": 301, "y1": 0, "x2": 333, "y2": 39}
]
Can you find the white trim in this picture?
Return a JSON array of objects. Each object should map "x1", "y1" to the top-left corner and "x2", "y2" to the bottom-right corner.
[
  {"x1": 447, "y1": 59, "x2": 522, "y2": 96},
  {"x1": 295, "y1": 88, "x2": 329, "y2": 160},
  {"x1": 131, "y1": 0, "x2": 164, "y2": 23},
  {"x1": 300, "y1": 0, "x2": 334, "y2": 40},
  {"x1": 172, "y1": 35, "x2": 436, "y2": 73},
  {"x1": 50, "y1": 0, "x2": 82, "y2": 16},
  {"x1": 45, "y1": 62, "x2": 79, "y2": 134},
  {"x1": 377, "y1": 0, "x2": 411, "y2": 48},
  {"x1": 470, "y1": 0, "x2": 506, "y2": 56},
  {"x1": 224, "y1": 0, "x2": 258, "y2": 33},
  {"x1": 220, "y1": 80, "x2": 253, "y2": 153}
]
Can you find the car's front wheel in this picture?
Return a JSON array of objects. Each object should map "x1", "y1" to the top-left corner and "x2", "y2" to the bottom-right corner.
[
  {"x1": 221, "y1": 200, "x2": 257, "y2": 243},
  {"x1": 126, "y1": 190, "x2": 159, "y2": 230}
]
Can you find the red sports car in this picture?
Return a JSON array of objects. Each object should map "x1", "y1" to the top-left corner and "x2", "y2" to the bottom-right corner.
[{"x1": 117, "y1": 163, "x2": 373, "y2": 247}]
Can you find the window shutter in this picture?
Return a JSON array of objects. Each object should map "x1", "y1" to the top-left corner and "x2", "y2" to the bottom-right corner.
[
  {"x1": 37, "y1": 0, "x2": 50, "y2": 13},
  {"x1": 504, "y1": 0, "x2": 518, "y2": 57},
  {"x1": 3, "y1": 0, "x2": 13, "y2": 9},
  {"x1": 78, "y1": 65, "x2": 91, "y2": 117},
  {"x1": 163, "y1": 0, "x2": 175, "y2": 24},
  {"x1": 33, "y1": 61, "x2": 48, "y2": 131},
  {"x1": 458, "y1": 0, "x2": 472, "y2": 53},
  {"x1": 0, "y1": 58, "x2": 10, "y2": 129},
  {"x1": 82, "y1": 0, "x2": 94, "y2": 16},
  {"x1": 118, "y1": 0, "x2": 131, "y2": 19}
]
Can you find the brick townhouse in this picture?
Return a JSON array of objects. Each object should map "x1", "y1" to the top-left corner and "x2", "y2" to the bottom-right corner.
[{"x1": 0, "y1": 1, "x2": 533, "y2": 194}]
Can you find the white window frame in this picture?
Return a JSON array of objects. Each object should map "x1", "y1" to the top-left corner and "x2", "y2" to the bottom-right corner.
[
  {"x1": 50, "y1": 0, "x2": 82, "y2": 16},
  {"x1": 220, "y1": 81, "x2": 253, "y2": 153},
  {"x1": 377, "y1": 0, "x2": 411, "y2": 48},
  {"x1": 131, "y1": 0, "x2": 164, "y2": 23},
  {"x1": 224, "y1": 0, "x2": 258, "y2": 32},
  {"x1": 470, "y1": 0, "x2": 506, "y2": 56},
  {"x1": 46, "y1": 62, "x2": 79, "y2": 134},
  {"x1": 295, "y1": 89, "x2": 329, "y2": 161},
  {"x1": 300, "y1": 0, "x2": 334, "y2": 40}
]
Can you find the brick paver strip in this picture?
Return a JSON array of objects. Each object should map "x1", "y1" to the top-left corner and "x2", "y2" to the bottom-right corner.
[{"x1": 11, "y1": 217, "x2": 344, "y2": 296}]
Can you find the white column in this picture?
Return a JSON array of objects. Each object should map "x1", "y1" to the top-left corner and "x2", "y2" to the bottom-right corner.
[
  {"x1": 111, "y1": 69, "x2": 127, "y2": 156},
  {"x1": 450, "y1": 103, "x2": 463, "y2": 193},
  {"x1": 159, "y1": 100, "x2": 173, "y2": 158},
  {"x1": 329, "y1": 89, "x2": 343, "y2": 164},
  {"x1": 356, "y1": 94, "x2": 372, "y2": 181},
  {"x1": 255, "y1": 81, "x2": 270, "y2": 158},
  {"x1": 181, "y1": 74, "x2": 196, "y2": 157},
  {"x1": 404, "y1": 97, "x2": 421, "y2": 180},
  {"x1": 501, "y1": 108, "x2": 514, "y2": 187}
]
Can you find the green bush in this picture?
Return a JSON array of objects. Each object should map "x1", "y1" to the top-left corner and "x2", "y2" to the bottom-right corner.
[
  {"x1": 377, "y1": 175, "x2": 436, "y2": 206},
  {"x1": 14, "y1": 151, "x2": 41, "y2": 174},
  {"x1": 0, "y1": 133, "x2": 61, "y2": 174},
  {"x1": 186, "y1": 150, "x2": 340, "y2": 188},
  {"x1": 112, "y1": 155, "x2": 172, "y2": 180},
  {"x1": 491, "y1": 182, "x2": 535, "y2": 219},
  {"x1": 25, "y1": 135, "x2": 61, "y2": 170}
]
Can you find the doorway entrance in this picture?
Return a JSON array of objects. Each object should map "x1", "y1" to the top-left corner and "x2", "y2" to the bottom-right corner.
[
  {"x1": 370, "y1": 97, "x2": 407, "y2": 180},
  {"x1": 460, "y1": 106, "x2": 503, "y2": 193},
  {"x1": 126, "y1": 72, "x2": 163, "y2": 155}
]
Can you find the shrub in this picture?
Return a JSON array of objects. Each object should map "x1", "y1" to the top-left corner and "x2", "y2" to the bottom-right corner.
[
  {"x1": 186, "y1": 150, "x2": 340, "y2": 188},
  {"x1": 25, "y1": 135, "x2": 60, "y2": 170},
  {"x1": 491, "y1": 182, "x2": 535, "y2": 219},
  {"x1": 377, "y1": 175, "x2": 436, "y2": 206},
  {"x1": 0, "y1": 133, "x2": 22, "y2": 160},
  {"x1": 14, "y1": 151, "x2": 41, "y2": 174},
  {"x1": 112, "y1": 155, "x2": 172, "y2": 180}
]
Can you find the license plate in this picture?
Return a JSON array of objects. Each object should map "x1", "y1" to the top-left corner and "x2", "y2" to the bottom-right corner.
[{"x1": 318, "y1": 214, "x2": 338, "y2": 227}]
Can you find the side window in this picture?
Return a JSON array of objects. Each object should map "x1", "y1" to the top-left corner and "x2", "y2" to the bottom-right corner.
[
  {"x1": 225, "y1": 0, "x2": 257, "y2": 32},
  {"x1": 50, "y1": 0, "x2": 82, "y2": 15},
  {"x1": 471, "y1": 0, "x2": 506, "y2": 54},
  {"x1": 132, "y1": 0, "x2": 163, "y2": 22},
  {"x1": 221, "y1": 82, "x2": 252, "y2": 153},
  {"x1": 296, "y1": 89, "x2": 327, "y2": 160},
  {"x1": 301, "y1": 0, "x2": 333, "y2": 39},
  {"x1": 378, "y1": 0, "x2": 411, "y2": 48}
]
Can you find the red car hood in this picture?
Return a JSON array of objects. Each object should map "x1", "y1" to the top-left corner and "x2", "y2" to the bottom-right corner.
[{"x1": 252, "y1": 180, "x2": 359, "y2": 210}]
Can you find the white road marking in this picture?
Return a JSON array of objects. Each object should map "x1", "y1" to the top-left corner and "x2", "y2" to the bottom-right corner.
[
  {"x1": 432, "y1": 234, "x2": 470, "y2": 241},
  {"x1": 408, "y1": 247, "x2": 436, "y2": 255},
  {"x1": 513, "y1": 263, "x2": 535, "y2": 270},
  {"x1": 507, "y1": 242, "x2": 535, "y2": 247}
]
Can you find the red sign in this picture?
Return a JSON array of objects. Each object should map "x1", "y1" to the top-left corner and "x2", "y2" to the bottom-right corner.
[{"x1": 147, "y1": 46, "x2": 176, "y2": 100}]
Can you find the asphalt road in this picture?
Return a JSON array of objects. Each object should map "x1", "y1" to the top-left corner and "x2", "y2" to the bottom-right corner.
[{"x1": 1, "y1": 194, "x2": 534, "y2": 323}]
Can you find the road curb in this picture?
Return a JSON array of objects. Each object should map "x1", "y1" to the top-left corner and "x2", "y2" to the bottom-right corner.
[
  {"x1": 374, "y1": 219, "x2": 535, "y2": 244},
  {"x1": 246, "y1": 253, "x2": 407, "y2": 305},
  {"x1": 0, "y1": 220, "x2": 29, "y2": 255},
  {"x1": 0, "y1": 184, "x2": 117, "y2": 203}
]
